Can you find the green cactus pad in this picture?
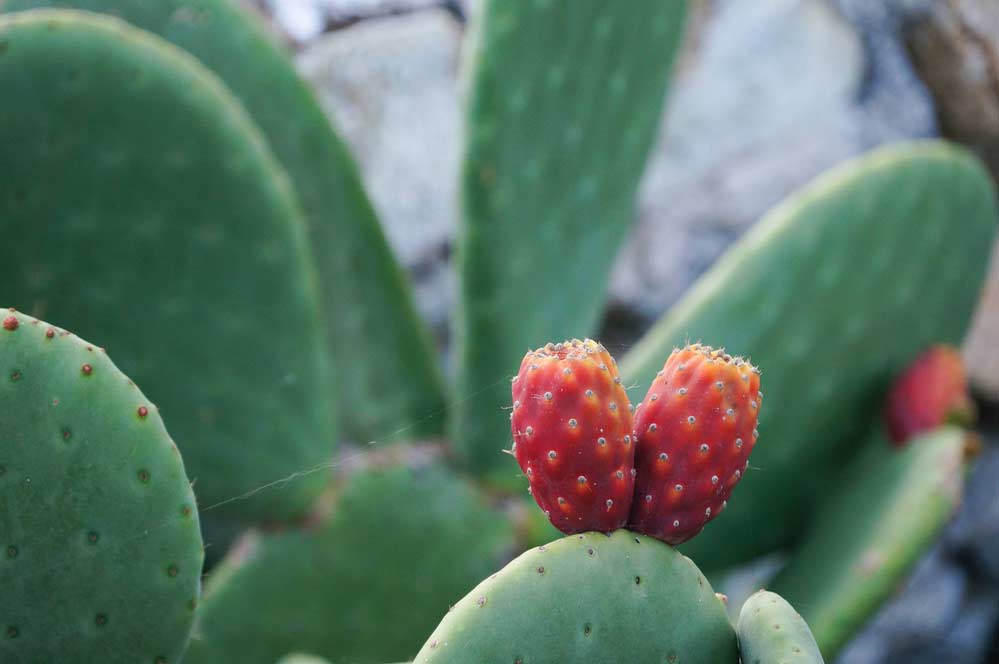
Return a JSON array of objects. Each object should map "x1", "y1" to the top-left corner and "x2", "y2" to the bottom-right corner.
[
  {"x1": 770, "y1": 427, "x2": 967, "y2": 659},
  {"x1": 453, "y1": 0, "x2": 688, "y2": 478},
  {"x1": 737, "y1": 590, "x2": 824, "y2": 664},
  {"x1": 413, "y1": 530, "x2": 737, "y2": 664},
  {"x1": 0, "y1": 310, "x2": 203, "y2": 663},
  {"x1": 185, "y1": 462, "x2": 515, "y2": 664},
  {"x1": 1, "y1": 0, "x2": 447, "y2": 443},
  {"x1": 621, "y1": 141, "x2": 996, "y2": 570},
  {"x1": 0, "y1": 10, "x2": 334, "y2": 523}
]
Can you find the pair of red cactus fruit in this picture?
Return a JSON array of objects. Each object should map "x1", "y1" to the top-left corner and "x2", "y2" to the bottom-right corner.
[
  {"x1": 510, "y1": 339, "x2": 973, "y2": 546},
  {"x1": 510, "y1": 339, "x2": 762, "y2": 545}
]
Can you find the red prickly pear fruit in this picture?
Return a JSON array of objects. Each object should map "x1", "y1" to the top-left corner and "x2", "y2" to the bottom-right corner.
[
  {"x1": 885, "y1": 345, "x2": 974, "y2": 446},
  {"x1": 628, "y1": 343, "x2": 761, "y2": 545},
  {"x1": 510, "y1": 339, "x2": 635, "y2": 534}
]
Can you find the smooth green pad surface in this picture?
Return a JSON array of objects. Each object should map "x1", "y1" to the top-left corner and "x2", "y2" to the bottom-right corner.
[
  {"x1": 414, "y1": 530, "x2": 736, "y2": 664},
  {"x1": 276, "y1": 656, "x2": 332, "y2": 664},
  {"x1": 0, "y1": 310, "x2": 203, "y2": 663},
  {"x1": 737, "y1": 591, "x2": 823, "y2": 664},
  {"x1": 186, "y1": 463, "x2": 515, "y2": 664},
  {"x1": 454, "y1": 0, "x2": 688, "y2": 477},
  {"x1": 622, "y1": 141, "x2": 996, "y2": 570},
  {"x1": 1, "y1": 0, "x2": 448, "y2": 442},
  {"x1": 0, "y1": 10, "x2": 333, "y2": 522},
  {"x1": 770, "y1": 427, "x2": 966, "y2": 659}
]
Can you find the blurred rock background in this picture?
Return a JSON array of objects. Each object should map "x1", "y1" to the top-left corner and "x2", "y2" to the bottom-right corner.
[{"x1": 245, "y1": 0, "x2": 997, "y2": 661}]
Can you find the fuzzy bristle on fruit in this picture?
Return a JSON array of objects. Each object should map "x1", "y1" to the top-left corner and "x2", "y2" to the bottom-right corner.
[
  {"x1": 510, "y1": 339, "x2": 635, "y2": 534},
  {"x1": 628, "y1": 342, "x2": 761, "y2": 544}
]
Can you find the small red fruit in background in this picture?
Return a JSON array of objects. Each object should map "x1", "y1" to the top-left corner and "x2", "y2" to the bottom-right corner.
[
  {"x1": 510, "y1": 339, "x2": 635, "y2": 534},
  {"x1": 885, "y1": 345, "x2": 974, "y2": 446},
  {"x1": 628, "y1": 343, "x2": 761, "y2": 545}
]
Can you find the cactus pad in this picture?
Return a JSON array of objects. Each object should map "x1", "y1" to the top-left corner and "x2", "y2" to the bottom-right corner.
[
  {"x1": 770, "y1": 426, "x2": 967, "y2": 658},
  {"x1": 737, "y1": 590, "x2": 824, "y2": 664},
  {"x1": 454, "y1": 0, "x2": 688, "y2": 478},
  {"x1": 413, "y1": 530, "x2": 736, "y2": 663},
  {"x1": 622, "y1": 141, "x2": 996, "y2": 570},
  {"x1": 0, "y1": 310, "x2": 203, "y2": 663},
  {"x1": 185, "y1": 462, "x2": 515, "y2": 664},
  {"x1": 1, "y1": 0, "x2": 447, "y2": 443},
  {"x1": 0, "y1": 9, "x2": 334, "y2": 523}
]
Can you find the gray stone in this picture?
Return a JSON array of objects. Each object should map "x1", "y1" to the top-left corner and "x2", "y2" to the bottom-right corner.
[
  {"x1": 456, "y1": 0, "x2": 479, "y2": 23},
  {"x1": 887, "y1": 593, "x2": 999, "y2": 664},
  {"x1": 315, "y1": 0, "x2": 443, "y2": 22},
  {"x1": 905, "y1": 0, "x2": 999, "y2": 176},
  {"x1": 262, "y1": 0, "x2": 326, "y2": 42},
  {"x1": 829, "y1": 0, "x2": 939, "y2": 144},
  {"x1": 260, "y1": 0, "x2": 447, "y2": 42},
  {"x1": 611, "y1": 0, "x2": 937, "y2": 317},
  {"x1": 931, "y1": 594, "x2": 999, "y2": 663},
  {"x1": 296, "y1": 9, "x2": 462, "y2": 332},
  {"x1": 835, "y1": 547, "x2": 968, "y2": 663},
  {"x1": 945, "y1": 441, "x2": 999, "y2": 582},
  {"x1": 870, "y1": 547, "x2": 967, "y2": 639},
  {"x1": 962, "y1": 241, "x2": 999, "y2": 401},
  {"x1": 904, "y1": 0, "x2": 999, "y2": 401},
  {"x1": 836, "y1": 629, "x2": 890, "y2": 664}
]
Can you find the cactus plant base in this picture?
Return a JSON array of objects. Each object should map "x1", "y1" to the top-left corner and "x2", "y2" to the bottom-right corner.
[{"x1": 185, "y1": 461, "x2": 515, "y2": 664}]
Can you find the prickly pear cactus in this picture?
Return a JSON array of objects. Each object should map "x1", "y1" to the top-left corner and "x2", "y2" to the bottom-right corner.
[
  {"x1": 0, "y1": 310, "x2": 203, "y2": 663},
  {"x1": 454, "y1": 0, "x2": 689, "y2": 480},
  {"x1": 771, "y1": 426, "x2": 967, "y2": 658},
  {"x1": 0, "y1": 10, "x2": 334, "y2": 523},
  {"x1": 0, "y1": 0, "x2": 446, "y2": 443},
  {"x1": 622, "y1": 141, "x2": 997, "y2": 571},
  {"x1": 738, "y1": 590, "x2": 824, "y2": 664},
  {"x1": 413, "y1": 530, "x2": 737, "y2": 663},
  {"x1": 185, "y1": 462, "x2": 515, "y2": 664}
]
